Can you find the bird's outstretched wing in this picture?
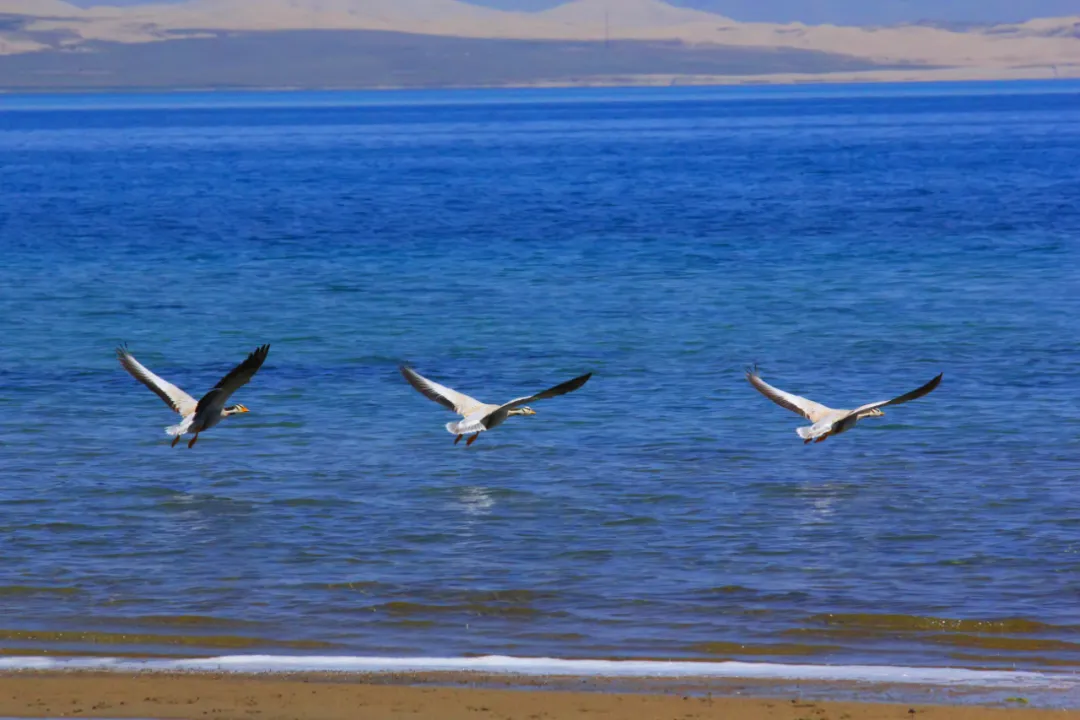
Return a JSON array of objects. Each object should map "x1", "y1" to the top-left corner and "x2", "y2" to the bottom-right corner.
[
  {"x1": 196, "y1": 344, "x2": 271, "y2": 413},
  {"x1": 400, "y1": 366, "x2": 486, "y2": 416},
  {"x1": 852, "y1": 373, "x2": 943, "y2": 415},
  {"x1": 116, "y1": 345, "x2": 198, "y2": 417},
  {"x1": 497, "y1": 372, "x2": 594, "y2": 414},
  {"x1": 745, "y1": 368, "x2": 833, "y2": 423}
]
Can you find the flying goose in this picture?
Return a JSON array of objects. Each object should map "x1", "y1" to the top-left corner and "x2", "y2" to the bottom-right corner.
[
  {"x1": 400, "y1": 366, "x2": 592, "y2": 446},
  {"x1": 746, "y1": 367, "x2": 942, "y2": 444},
  {"x1": 117, "y1": 344, "x2": 270, "y2": 448}
]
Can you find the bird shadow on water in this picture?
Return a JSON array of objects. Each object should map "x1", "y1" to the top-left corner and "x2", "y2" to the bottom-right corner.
[{"x1": 454, "y1": 486, "x2": 497, "y2": 517}]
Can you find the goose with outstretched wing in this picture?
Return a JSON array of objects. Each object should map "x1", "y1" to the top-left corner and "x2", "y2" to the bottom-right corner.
[
  {"x1": 400, "y1": 366, "x2": 592, "y2": 446},
  {"x1": 117, "y1": 344, "x2": 270, "y2": 448},
  {"x1": 746, "y1": 367, "x2": 942, "y2": 444}
]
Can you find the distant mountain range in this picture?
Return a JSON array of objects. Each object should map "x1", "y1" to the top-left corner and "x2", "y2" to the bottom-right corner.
[
  {"x1": 49, "y1": 0, "x2": 1080, "y2": 26},
  {"x1": 0, "y1": 0, "x2": 1077, "y2": 90}
]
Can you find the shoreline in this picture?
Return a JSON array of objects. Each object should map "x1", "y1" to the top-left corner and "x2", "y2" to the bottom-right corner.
[
  {"x1": 0, "y1": 67, "x2": 1078, "y2": 96},
  {"x1": 0, "y1": 654, "x2": 1072, "y2": 687},
  {"x1": 0, "y1": 653, "x2": 1078, "y2": 713},
  {"x1": 0, "y1": 671, "x2": 1076, "y2": 719}
]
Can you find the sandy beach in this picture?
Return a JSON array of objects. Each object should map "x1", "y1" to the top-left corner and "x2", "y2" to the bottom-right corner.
[{"x1": 0, "y1": 673, "x2": 1076, "y2": 720}]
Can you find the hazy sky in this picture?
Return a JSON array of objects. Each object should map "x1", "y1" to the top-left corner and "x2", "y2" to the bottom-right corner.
[{"x1": 65, "y1": 0, "x2": 1078, "y2": 25}]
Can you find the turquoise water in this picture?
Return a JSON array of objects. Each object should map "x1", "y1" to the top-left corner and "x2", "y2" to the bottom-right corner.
[{"x1": 0, "y1": 84, "x2": 1078, "y2": 671}]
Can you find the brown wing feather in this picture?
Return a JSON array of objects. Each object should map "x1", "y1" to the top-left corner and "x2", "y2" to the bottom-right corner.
[
  {"x1": 854, "y1": 373, "x2": 944, "y2": 414},
  {"x1": 116, "y1": 345, "x2": 198, "y2": 416},
  {"x1": 528, "y1": 372, "x2": 593, "y2": 401},
  {"x1": 745, "y1": 370, "x2": 833, "y2": 422},
  {"x1": 399, "y1": 365, "x2": 490, "y2": 415},
  {"x1": 883, "y1": 372, "x2": 944, "y2": 406},
  {"x1": 400, "y1": 366, "x2": 457, "y2": 412},
  {"x1": 498, "y1": 372, "x2": 594, "y2": 413}
]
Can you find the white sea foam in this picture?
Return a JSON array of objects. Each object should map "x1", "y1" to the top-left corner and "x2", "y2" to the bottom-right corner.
[{"x1": 0, "y1": 655, "x2": 1074, "y2": 689}]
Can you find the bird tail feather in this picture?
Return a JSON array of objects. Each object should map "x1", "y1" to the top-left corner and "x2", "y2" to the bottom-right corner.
[
  {"x1": 165, "y1": 419, "x2": 192, "y2": 437},
  {"x1": 446, "y1": 420, "x2": 484, "y2": 435}
]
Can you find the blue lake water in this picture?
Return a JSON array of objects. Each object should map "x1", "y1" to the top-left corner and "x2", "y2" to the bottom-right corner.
[{"x1": 0, "y1": 83, "x2": 1079, "y2": 673}]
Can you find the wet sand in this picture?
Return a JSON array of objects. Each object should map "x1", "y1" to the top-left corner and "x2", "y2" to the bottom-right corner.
[{"x1": 0, "y1": 673, "x2": 1075, "y2": 720}]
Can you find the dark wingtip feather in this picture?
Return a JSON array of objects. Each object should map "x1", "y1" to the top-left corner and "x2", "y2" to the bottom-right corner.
[
  {"x1": 921, "y1": 372, "x2": 944, "y2": 390},
  {"x1": 565, "y1": 372, "x2": 592, "y2": 391},
  {"x1": 566, "y1": 372, "x2": 593, "y2": 393},
  {"x1": 544, "y1": 371, "x2": 593, "y2": 398},
  {"x1": 399, "y1": 365, "x2": 423, "y2": 387},
  {"x1": 245, "y1": 344, "x2": 271, "y2": 367},
  {"x1": 207, "y1": 344, "x2": 272, "y2": 394}
]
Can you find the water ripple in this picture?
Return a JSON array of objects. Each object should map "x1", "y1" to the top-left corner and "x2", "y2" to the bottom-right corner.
[{"x1": 0, "y1": 85, "x2": 1077, "y2": 669}]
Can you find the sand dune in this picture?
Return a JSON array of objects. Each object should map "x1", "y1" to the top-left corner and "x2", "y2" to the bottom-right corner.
[
  {"x1": 540, "y1": 0, "x2": 737, "y2": 31},
  {"x1": 0, "y1": 0, "x2": 82, "y2": 16},
  {"x1": 0, "y1": 0, "x2": 1078, "y2": 81}
]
